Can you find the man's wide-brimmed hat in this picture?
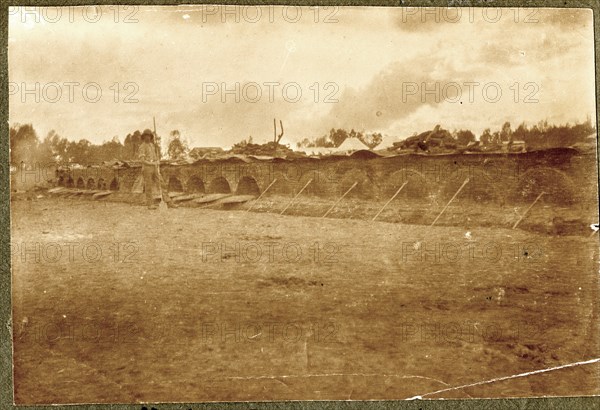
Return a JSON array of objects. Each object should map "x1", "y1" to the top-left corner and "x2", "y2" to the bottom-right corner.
[{"x1": 141, "y1": 129, "x2": 154, "y2": 140}]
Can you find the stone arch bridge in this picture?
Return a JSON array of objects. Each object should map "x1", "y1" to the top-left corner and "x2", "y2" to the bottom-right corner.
[{"x1": 55, "y1": 148, "x2": 596, "y2": 206}]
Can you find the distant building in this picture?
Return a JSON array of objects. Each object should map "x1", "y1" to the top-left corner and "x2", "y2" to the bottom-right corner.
[{"x1": 189, "y1": 147, "x2": 225, "y2": 159}]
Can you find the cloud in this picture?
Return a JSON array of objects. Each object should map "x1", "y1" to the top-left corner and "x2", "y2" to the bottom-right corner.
[
  {"x1": 312, "y1": 10, "x2": 595, "y2": 139},
  {"x1": 8, "y1": 6, "x2": 595, "y2": 148},
  {"x1": 314, "y1": 54, "x2": 463, "y2": 132}
]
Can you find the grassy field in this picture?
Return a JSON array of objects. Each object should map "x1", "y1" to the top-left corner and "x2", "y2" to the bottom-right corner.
[{"x1": 11, "y1": 198, "x2": 599, "y2": 403}]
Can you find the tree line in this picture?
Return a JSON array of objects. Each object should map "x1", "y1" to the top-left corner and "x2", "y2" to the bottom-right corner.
[
  {"x1": 9, "y1": 124, "x2": 192, "y2": 166},
  {"x1": 9, "y1": 118, "x2": 596, "y2": 166},
  {"x1": 510, "y1": 119, "x2": 595, "y2": 149},
  {"x1": 456, "y1": 119, "x2": 595, "y2": 149},
  {"x1": 302, "y1": 119, "x2": 595, "y2": 150}
]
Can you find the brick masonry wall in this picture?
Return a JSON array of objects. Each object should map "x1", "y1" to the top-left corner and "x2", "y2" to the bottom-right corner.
[{"x1": 58, "y1": 148, "x2": 596, "y2": 206}]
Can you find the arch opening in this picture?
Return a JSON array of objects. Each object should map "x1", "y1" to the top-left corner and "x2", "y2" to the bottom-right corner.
[
  {"x1": 339, "y1": 169, "x2": 375, "y2": 200},
  {"x1": 512, "y1": 167, "x2": 576, "y2": 205},
  {"x1": 208, "y1": 177, "x2": 231, "y2": 194},
  {"x1": 66, "y1": 177, "x2": 74, "y2": 188},
  {"x1": 383, "y1": 170, "x2": 430, "y2": 200},
  {"x1": 187, "y1": 175, "x2": 205, "y2": 193},
  {"x1": 86, "y1": 178, "x2": 95, "y2": 190},
  {"x1": 168, "y1": 176, "x2": 184, "y2": 193},
  {"x1": 109, "y1": 178, "x2": 119, "y2": 191},
  {"x1": 236, "y1": 176, "x2": 260, "y2": 196},
  {"x1": 97, "y1": 178, "x2": 107, "y2": 190},
  {"x1": 76, "y1": 177, "x2": 85, "y2": 189}
]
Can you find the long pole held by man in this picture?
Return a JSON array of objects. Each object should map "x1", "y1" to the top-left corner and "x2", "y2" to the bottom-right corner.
[
  {"x1": 152, "y1": 117, "x2": 169, "y2": 211},
  {"x1": 138, "y1": 127, "x2": 178, "y2": 210}
]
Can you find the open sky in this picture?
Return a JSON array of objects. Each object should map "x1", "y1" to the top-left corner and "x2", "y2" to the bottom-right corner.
[{"x1": 8, "y1": 6, "x2": 596, "y2": 149}]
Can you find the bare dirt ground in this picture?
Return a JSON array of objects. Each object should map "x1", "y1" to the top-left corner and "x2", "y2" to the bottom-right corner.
[{"x1": 11, "y1": 197, "x2": 600, "y2": 404}]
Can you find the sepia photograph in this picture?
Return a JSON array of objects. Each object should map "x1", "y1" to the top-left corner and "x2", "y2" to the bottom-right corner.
[{"x1": 7, "y1": 5, "x2": 599, "y2": 404}]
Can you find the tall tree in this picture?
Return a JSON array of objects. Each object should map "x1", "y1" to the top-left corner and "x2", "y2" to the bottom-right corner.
[
  {"x1": 480, "y1": 128, "x2": 492, "y2": 146},
  {"x1": 500, "y1": 121, "x2": 512, "y2": 143},
  {"x1": 10, "y1": 124, "x2": 39, "y2": 166},
  {"x1": 455, "y1": 129, "x2": 475, "y2": 146},
  {"x1": 38, "y1": 130, "x2": 69, "y2": 164},
  {"x1": 66, "y1": 139, "x2": 92, "y2": 164},
  {"x1": 124, "y1": 130, "x2": 142, "y2": 159},
  {"x1": 359, "y1": 132, "x2": 383, "y2": 149},
  {"x1": 167, "y1": 130, "x2": 189, "y2": 160}
]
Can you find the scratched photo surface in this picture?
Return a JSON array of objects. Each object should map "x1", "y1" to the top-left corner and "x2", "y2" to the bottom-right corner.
[{"x1": 8, "y1": 6, "x2": 599, "y2": 403}]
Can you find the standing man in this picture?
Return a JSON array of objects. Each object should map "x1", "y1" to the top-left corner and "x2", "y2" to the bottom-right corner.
[{"x1": 138, "y1": 129, "x2": 177, "y2": 210}]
